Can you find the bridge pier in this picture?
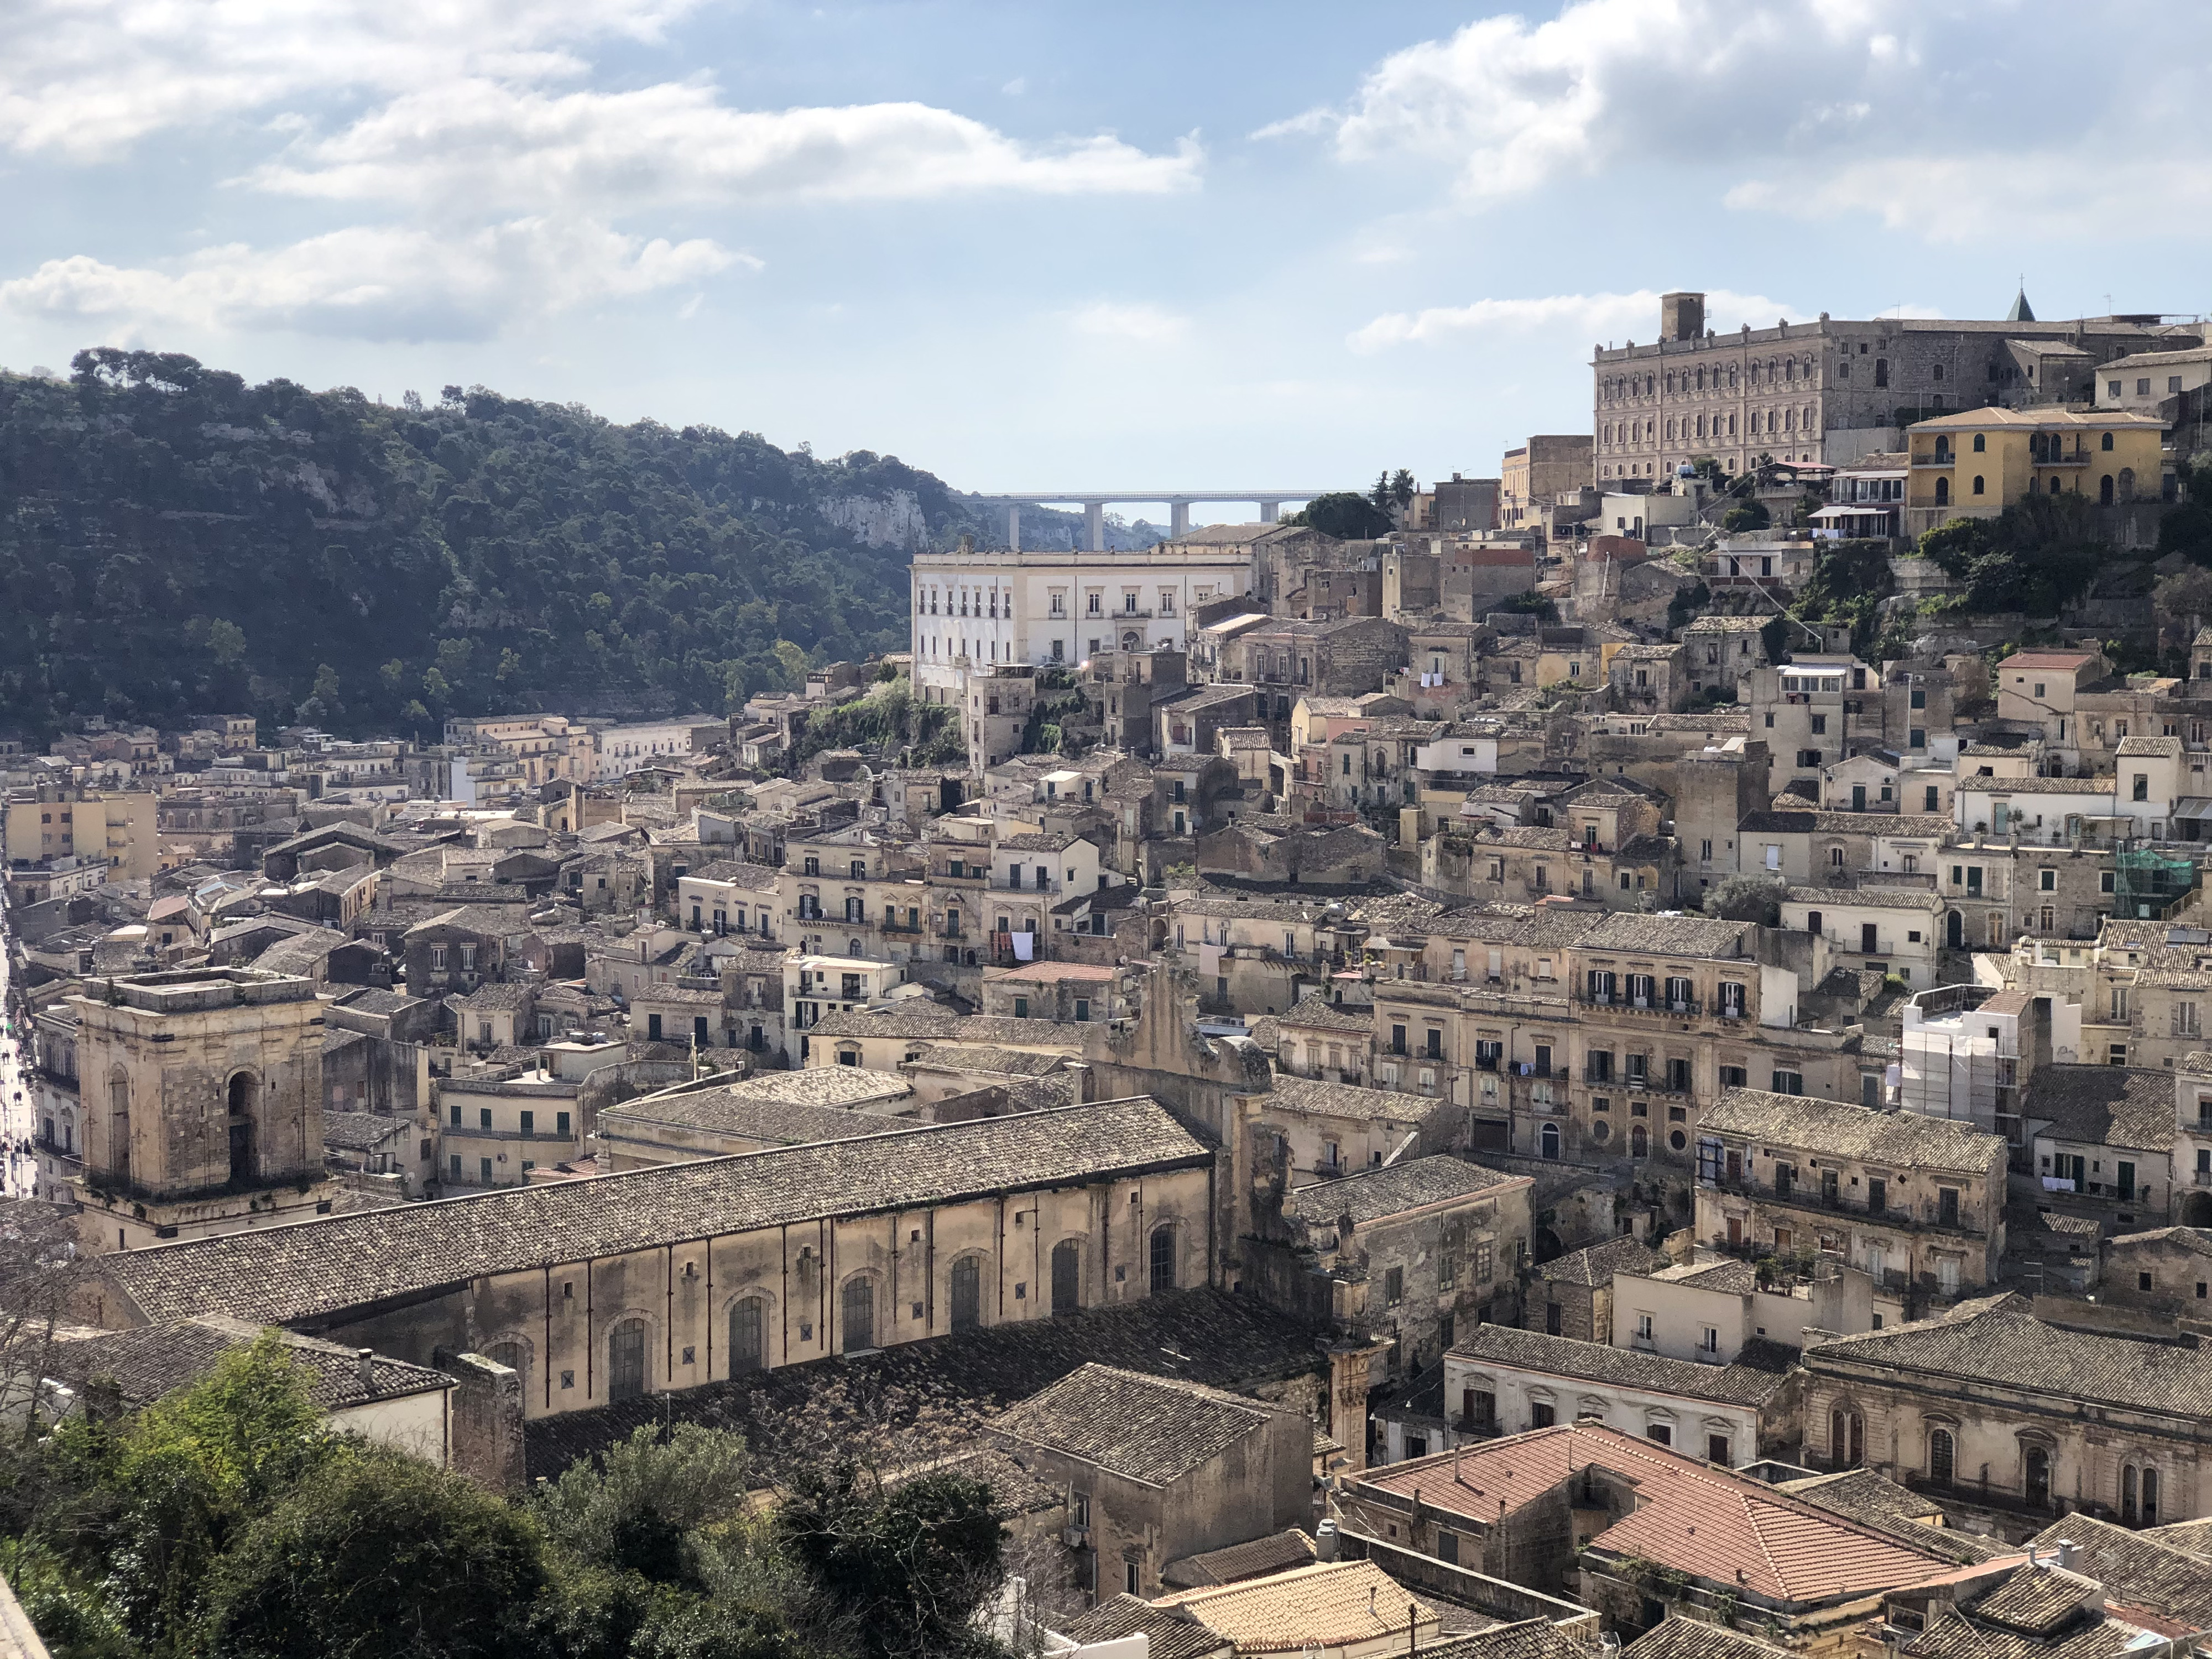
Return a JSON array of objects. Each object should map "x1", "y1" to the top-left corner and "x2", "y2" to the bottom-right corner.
[
  {"x1": 1258, "y1": 500, "x2": 1281, "y2": 523},
  {"x1": 1008, "y1": 504, "x2": 1021, "y2": 552},
  {"x1": 1170, "y1": 499, "x2": 1191, "y2": 538},
  {"x1": 1084, "y1": 500, "x2": 1105, "y2": 552}
]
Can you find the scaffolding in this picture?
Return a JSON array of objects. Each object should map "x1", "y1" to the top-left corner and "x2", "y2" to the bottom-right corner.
[{"x1": 2112, "y1": 843, "x2": 2200, "y2": 921}]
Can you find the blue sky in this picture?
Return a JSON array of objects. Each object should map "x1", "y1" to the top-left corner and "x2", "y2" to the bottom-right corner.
[{"x1": 3, "y1": 0, "x2": 2209, "y2": 504}]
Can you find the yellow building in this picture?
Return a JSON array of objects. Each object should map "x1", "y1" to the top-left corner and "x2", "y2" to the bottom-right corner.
[
  {"x1": 3, "y1": 785, "x2": 159, "y2": 881},
  {"x1": 1904, "y1": 406, "x2": 2166, "y2": 537}
]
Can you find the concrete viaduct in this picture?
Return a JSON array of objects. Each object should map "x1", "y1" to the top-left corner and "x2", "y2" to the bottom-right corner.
[{"x1": 966, "y1": 491, "x2": 1333, "y2": 552}]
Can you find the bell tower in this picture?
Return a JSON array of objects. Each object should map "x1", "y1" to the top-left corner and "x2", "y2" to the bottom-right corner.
[{"x1": 70, "y1": 968, "x2": 332, "y2": 1252}]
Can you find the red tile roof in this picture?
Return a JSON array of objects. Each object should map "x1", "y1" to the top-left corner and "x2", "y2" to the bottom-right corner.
[{"x1": 1349, "y1": 1423, "x2": 1950, "y2": 1605}]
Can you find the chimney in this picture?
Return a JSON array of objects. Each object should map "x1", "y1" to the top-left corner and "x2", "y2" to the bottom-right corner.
[
  {"x1": 355, "y1": 1348, "x2": 377, "y2": 1392},
  {"x1": 1316, "y1": 1518, "x2": 1340, "y2": 1562},
  {"x1": 2057, "y1": 1540, "x2": 2079, "y2": 1571}
]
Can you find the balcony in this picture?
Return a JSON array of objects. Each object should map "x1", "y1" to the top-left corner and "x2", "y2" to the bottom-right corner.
[
  {"x1": 1578, "y1": 994, "x2": 1700, "y2": 1019},
  {"x1": 1911, "y1": 453, "x2": 1956, "y2": 468}
]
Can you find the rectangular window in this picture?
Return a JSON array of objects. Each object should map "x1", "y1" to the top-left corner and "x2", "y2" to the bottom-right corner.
[
  {"x1": 519, "y1": 1110, "x2": 534, "y2": 1138},
  {"x1": 1384, "y1": 1266, "x2": 1404, "y2": 1306},
  {"x1": 556, "y1": 1111, "x2": 571, "y2": 1137}
]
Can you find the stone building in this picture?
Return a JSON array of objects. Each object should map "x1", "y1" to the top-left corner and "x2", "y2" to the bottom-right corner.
[
  {"x1": 986, "y1": 1364, "x2": 1312, "y2": 1602},
  {"x1": 79, "y1": 1097, "x2": 1219, "y2": 1422},
  {"x1": 1694, "y1": 1089, "x2": 2008, "y2": 1316},
  {"x1": 66, "y1": 968, "x2": 335, "y2": 1252},
  {"x1": 1592, "y1": 289, "x2": 2194, "y2": 483},
  {"x1": 1523, "y1": 1237, "x2": 1670, "y2": 1343},
  {"x1": 1802, "y1": 1293, "x2": 2212, "y2": 1535}
]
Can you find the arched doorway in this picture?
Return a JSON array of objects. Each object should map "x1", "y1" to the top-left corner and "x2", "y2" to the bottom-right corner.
[
  {"x1": 1540, "y1": 1122, "x2": 1561, "y2": 1160},
  {"x1": 226, "y1": 1071, "x2": 256, "y2": 1185},
  {"x1": 1947, "y1": 910, "x2": 1964, "y2": 950},
  {"x1": 2184, "y1": 1191, "x2": 2212, "y2": 1228},
  {"x1": 1630, "y1": 1124, "x2": 1648, "y2": 1159},
  {"x1": 1051, "y1": 1240, "x2": 1081, "y2": 1314},
  {"x1": 841, "y1": 1277, "x2": 875, "y2": 1352},
  {"x1": 729, "y1": 1296, "x2": 765, "y2": 1374},
  {"x1": 1830, "y1": 1407, "x2": 1863, "y2": 1468},
  {"x1": 2024, "y1": 1445, "x2": 2052, "y2": 1509},
  {"x1": 1149, "y1": 1224, "x2": 1177, "y2": 1293},
  {"x1": 949, "y1": 1256, "x2": 981, "y2": 1332},
  {"x1": 2100, "y1": 474, "x2": 2115, "y2": 505},
  {"x1": 608, "y1": 1321, "x2": 646, "y2": 1402}
]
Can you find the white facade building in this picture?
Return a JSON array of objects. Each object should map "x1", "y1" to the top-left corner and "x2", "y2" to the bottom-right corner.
[
  {"x1": 909, "y1": 545, "x2": 1255, "y2": 705},
  {"x1": 592, "y1": 718, "x2": 713, "y2": 780}
]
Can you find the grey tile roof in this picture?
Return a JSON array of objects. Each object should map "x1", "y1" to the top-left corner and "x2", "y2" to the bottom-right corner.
[
  {"x1": 1283, "y1": 1156, "x2": 1519, "y2": 1229},
  {"x1": 802, "y1": 1007, "x2": 1091, "y2": 1046},
  {"x1": 1055, "y1": 1597, "x2": 1232, "y2": 1659},
  {"x1": 600, "y1": 1071, "x2": 912, "y2": 1139},
  {"x1": 1534, "y1": 1236, "x2": 1670, "y2": 1287},
  {"x1": 903, "y1": 1044, "x2": 1068, "y2": 1077},
  {"x1": 1268, "y1": 1075, "x2": 1443, "y2": 1128},
  {"x1": 1422, "y1": 1622, "x2": 1600, "y2": 1659},
  {"x1": 1447, "y1": 1324, "x2": 1797, "y2": 1408},
  {"x1": 1575, "y1": 912, "x2": 1752, "y2": 958},
  {"x1": 991, "y1": 1363, "x2": 1295, "y2": 1487},
  {"x1": 1276, "y1": 993, "x2": 1374, "y2": 1034},
  {"x1": 52, "y1": 1316, "x2": 452, "y2": 1411},
  {"x1": 2022, "y1": 1066, "x2": 2177, "y2": 1153},
  {"x1": 1424, "y1": 904, "x2": 1609, "y2": 948},
  {"x1": 1783, "y1": 886, "x2": 1944, "y2": 912},
  {"x1": 1161, "y1": 1528, "x2": 1318, "y2": 1589},
  {"x1": 1621, "y1": 1620, "x2": 1794, "y2": 1659},
  {"x1": 1702, "y1": 1089, "x2": 2007, "y2": 1174},
  {"x1": 1809, "y1": 1296, "x2": 2212, "y2": 1417},
  {"x1": 100, "y1": 1097, "x2": 1209, "y2": 1328},
  {"x1": 2025, "y1": 1515, "x2": 2212, "y2": 1627},
  {"x1": 322, "y1": 1110, "x2": 410, "y2": 1152}
]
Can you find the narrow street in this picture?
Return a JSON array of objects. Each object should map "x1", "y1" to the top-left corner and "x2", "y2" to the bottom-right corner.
[{"x1": 0, "y1": 890, "x2": 36, "y2": 1198}]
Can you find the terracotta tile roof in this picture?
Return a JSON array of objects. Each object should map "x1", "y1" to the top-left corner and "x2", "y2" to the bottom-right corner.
[
  {"x1": 981, "y1": 961, "x2": 1117, "y2": 983},
  {"x1": 990, "y1": 1364, "x2": 1294, "y2": 1487},
  {"x1": 1776, "y1": 1469, "x2": 2009, "y2": 1564},
  {"x1": 1154, "y1": 1560, "x2": 1439, "y2": 1653},
  {"x1": 99, "y1": 1097, "x2": 1209, "y2": 1328},
  {"x1": 1350, "y1": 1423, "x2": 1950, "y2": 1604}
]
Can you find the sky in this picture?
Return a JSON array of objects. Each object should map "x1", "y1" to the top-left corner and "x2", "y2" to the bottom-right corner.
[{"x1": 4, "y1": 0, "x2": 2211, "y2": 507}]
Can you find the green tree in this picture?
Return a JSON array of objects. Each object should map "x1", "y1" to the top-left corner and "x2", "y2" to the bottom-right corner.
[
  {"x1": 1287, "y1": 492, "x2": 1391, "y2": 539},
  {"x1": 536, "y1": 1425, "x2": 753, "y2": 1587},
  {"x1": 206, "y1": 619, "x2": 247, "y2": 669},
  {"x1": 1389, "y1": 468, "x2": 1416, "y2": 511},
  {"x1": 206, "y1": 1451, "x2": 546, "y2": 1659},
  {"x1": 1704, "y1": 874, "x2": 1790, "y2": 925},
  {"x1": 379, "y1": 658, "x2": 408, "y2": 692},
  {"x1": 778, "y1": 1470, "x2": 1005, "y2": 1659},
  {"x1": 1721, "y1": 499, "x2": 1769, "y2": 533},
  {"x1": 310, "y1": 664, "x2": 340, "y2": 706}
]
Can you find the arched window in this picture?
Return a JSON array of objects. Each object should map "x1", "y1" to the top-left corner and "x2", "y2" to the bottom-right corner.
[
  {"x1": 1935, "y1": 478, "x2": 1950, "y2": 507},
  {"x1": 1630, "y1": 1124, "x2": 1648, "y2": 1158},
  {"x1": 1149, "y1": 1224, "x2": 1177, "y2": 1293},
  {"x1": 841, "y1": 1276, "x2": 875, "y2": 1352},
  {"x1": 730, "y1": 1296, "x2": 765, "y2": 1374},
  {"x1": 485, "y1": 1340, "x2": 525, "y2": 1389},
  {"x1": 1934, "y1": 436, "x2": 1952, "y2": 461},
  {"x1": 1972, "y1": 433, "x2": 1985, "y2": 452},
  {"x1": 1973, "y1": 476, "x2": 1985, "y2": 495},
  {"x1": 226, "y1": 1071, "x2": 256, "y2": 1185},
  {"x1": 608, "y1": 1319, "x2": 647, "y2": 1402},
  {"x1": 2143, "y1": 1465, "x2": 2161, "y2": 1524},
  {"x1": 2025, "y1": 1446, "x2": 2052, "y2": 1508},
  {"x1": 1831, "y1": 1408, "x2": 1864, "y2": 1468},
  {"x1": 2101, "y1": 474, "x2": 2115, "y2": 505},
  {"x1": 1928, "y1": 1428, "x2": 1955, "y2": 1486},
  {"x1": 107, "y1": 1073, "x2": 131, "y2": 1184},
  {"x1": 1051, "y1": 1239, "x2": 1081, "y2": 1314},
  {"x1": 950, "y1": 1255, "x2": 982, "y2": 1332},
  {"x1": 2050, "y1": 477, "x2": 2063, "y2": 495},
  {"x1": 2102, "y1": 431, "x2": 2115, "y2": 451},
  {"x1": 1540, "y1": 1122, "x2": 1561, "y2": 1159}
]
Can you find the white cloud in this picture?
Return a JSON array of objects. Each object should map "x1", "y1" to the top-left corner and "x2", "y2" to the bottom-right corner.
[
  {"x1": 1287, "y1": 0, "x2": 2212, "y2": 238},
  {"x1": 1068, "y1": 302, "x2": 1191, "y2": 345},
  {"x1": 1349, "y1": 288, "x2": 1799, "y2": 353},
  {"x1": 1728, "y1": 153, "x2": 2212, "y2": 243},
  {"x1": 250, "y1": 81, "x2": 1201, "y2": 211},
  {"x1": 0, "y1": 0, "x2": 695, "y2": 159},
  {"x1": 0, "y1": 218, "x2": 741, "y2": 341}
]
